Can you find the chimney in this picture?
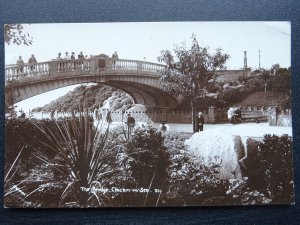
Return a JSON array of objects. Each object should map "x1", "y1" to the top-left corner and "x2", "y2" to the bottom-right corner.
[{"x1": 244, "y1": 51, "x2": 247, "y2": 68}]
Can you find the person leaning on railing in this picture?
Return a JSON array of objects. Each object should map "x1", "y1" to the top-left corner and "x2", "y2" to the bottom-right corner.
[{"x1": 28, "y1": 54, "x2": 37, "y2": 71}]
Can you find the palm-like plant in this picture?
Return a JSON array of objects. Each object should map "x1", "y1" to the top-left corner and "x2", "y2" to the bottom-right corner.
[
  {"x1": 31, "y1": 104, "x2": 120, "y2": 207},
  {"x1": 2, "y1": 100, "x2": 130, "y2": 208}
]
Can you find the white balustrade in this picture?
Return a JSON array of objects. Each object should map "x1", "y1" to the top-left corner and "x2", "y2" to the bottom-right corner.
[
  {"x1": 5, "y1": 62, "x2": 50, "y2": 82},
  {"x1": 115, "y1": 59, "x2": 166, "y2": 73},
  {"x1": 5, "y1": 58, "x2": 165, "y2": 84}
]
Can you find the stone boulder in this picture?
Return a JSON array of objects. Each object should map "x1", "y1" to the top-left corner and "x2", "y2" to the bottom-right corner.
[{"x1": 184, "y1": 129, "x2": 261, "y2": 180}]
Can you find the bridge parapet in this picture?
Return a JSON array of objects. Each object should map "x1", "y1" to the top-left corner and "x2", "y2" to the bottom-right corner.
[
  {"x1": 115, "y1": 59, "x2": 165, "y2": 73},
  {"x1": 48, "y1": 59, "x2": 90, "y2": 73},
  {"x1": 5, "y1": 62, "x2": 50, "y2": 83},
  {"x1": 5, "y1": 56, "x2": 166, "y2": 85}
]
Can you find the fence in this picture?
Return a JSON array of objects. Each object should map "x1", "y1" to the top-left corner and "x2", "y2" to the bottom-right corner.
[{"x1": 31, "y1": 105, "x2": 291, "y2": 127}]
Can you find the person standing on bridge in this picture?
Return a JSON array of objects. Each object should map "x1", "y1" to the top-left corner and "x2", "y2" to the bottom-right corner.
[
  {"x1": 71, "y1": 52, "x2": 76, "y2": 70},
  {"x1": 16, "y1": 56, "x2": 24, "y2": 74},
  {"x1": 71, "y1": 52, "x2": 76, "y2": 60},
  {"x1": 78, "y1": 51, "x2": 84, "y2": 60},
  {"x1": 56, "y1": 53, "x2": 63, "y2": 72},
  {"x1": 64, "y1": 52, "x2": 71, "y2": 70},
  {"x1": 28, "y1": 54, "x2": 37, "y2": 71},
  {"x1": 78, "y1": 52, "x2": 85, "y2": 69},
  {"x1": 64, "y1": 52, "x2": 71, "y2": 60},
  {"x1": 112, "y1": 51, "x2": 119, "y2": 69},
  {"x1": 57, "y1": 52, "x2": 62, "y2": 60}
]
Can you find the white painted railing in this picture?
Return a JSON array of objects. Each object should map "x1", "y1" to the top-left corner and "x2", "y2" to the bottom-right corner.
[
  {"x1": 5, "y1": 62, "x2": 50, "y2": 81},
  {"x1": 51, "y1": 59, "x2": 90, "y2": 73},
  {"x1": 5, "y1": 58, "x2": 166, "y2": 84},
  {"x1": 115, "y1": 59, "x2": 166, "y2": 72}
]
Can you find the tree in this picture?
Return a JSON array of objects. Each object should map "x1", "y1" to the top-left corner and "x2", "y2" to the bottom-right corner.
[
  {"x1": 272, "y1": 67, "x2": 291, "y2": 92},
  {"x1": 270, "y1": 63, "x2": 280, "y2": 75},
  {"x1": 158, "y1": 35, "x2": 230, "y2": 132},
  {"x1": 4, "y1": 24, "x2": 33, "y2": 46}
]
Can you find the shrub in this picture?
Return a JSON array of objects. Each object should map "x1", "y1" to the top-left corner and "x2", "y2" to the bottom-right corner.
[
  {"x1": 125, "y1": 126, "x2": 170, "y2": 193},
  {"x1": 226, "y1": 177, "x2": 272, "y2": 205},
  {"x1": 256, "y1": 134, "x2": 294, "y2": 203},
  {"x1": 5, "y1": 119, "x2": 59, "y2": 167},
  {"x1": 226, "y1": 134, "x2": 294, "y2": 205},
  {"x1": 162, "y1": 132, "x2": 229, "y2": 206}
]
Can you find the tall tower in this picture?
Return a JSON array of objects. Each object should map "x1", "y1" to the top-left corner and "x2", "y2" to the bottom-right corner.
[
  {"x1": 242, "y1": 51, "x2": 251, "y2": 78},
  {"x1": 244, "y1": 51, "x2": 248, "y2": 68},
  {"x1": 258, "y1": 49, "x2": 261, "y2": 70}
]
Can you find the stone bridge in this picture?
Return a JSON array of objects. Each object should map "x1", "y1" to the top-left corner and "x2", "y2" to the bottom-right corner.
[{"x1": 5, "y1": 54, "x2": 178, "y2": 109}]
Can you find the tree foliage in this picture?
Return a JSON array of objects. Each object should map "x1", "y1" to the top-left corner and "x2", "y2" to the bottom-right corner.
[
  {"x1": 4, "y1": 24, "x2": 33, "y2": 46},
  {"x1": 158, "y1": 35, "x2": 230, "y2": 100},
  {"x1": 158, "y1": 35, "x2": 229, "y2": 132}
]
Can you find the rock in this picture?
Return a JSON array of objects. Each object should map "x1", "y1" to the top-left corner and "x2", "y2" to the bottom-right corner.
[
  {"x1": 185, "y1": 129, "x2": 264, "y2": 181},
  {"x1": 185, "y1": 129, "x2": 243, "y2": 180}
]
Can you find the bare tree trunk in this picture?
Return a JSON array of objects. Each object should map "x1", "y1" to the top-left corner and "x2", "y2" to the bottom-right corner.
[{"x1": 191, "y1": 97, "x2": 197, "y2": 133}]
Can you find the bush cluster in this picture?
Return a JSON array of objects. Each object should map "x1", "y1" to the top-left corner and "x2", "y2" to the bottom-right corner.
[
  {"x1": 5, "y1": 118, "x2": 294, "y2": 207},
  {"x1": 226, "y1": 134, "x2": 294, "y2": 205},
  {"x1": 257, "y1": 134, "x2": 294, "y2": 203},
  {"x1": 125, "y1": 126, "x2": 170, "y2": 190}
]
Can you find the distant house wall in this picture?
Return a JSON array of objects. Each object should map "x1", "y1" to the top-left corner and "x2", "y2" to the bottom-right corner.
[{"x1": 217, "y1": 69, "x2": 251, "y2": 81}]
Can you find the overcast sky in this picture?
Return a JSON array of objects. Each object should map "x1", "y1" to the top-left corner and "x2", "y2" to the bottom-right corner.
[{"x1": 5, "y1": 22, "x2": 291, "y2": 112}]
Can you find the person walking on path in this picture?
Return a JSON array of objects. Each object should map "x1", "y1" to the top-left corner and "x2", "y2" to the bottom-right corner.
[
  {"x1": 106, "y1": 110, "x2": 112, "y2": 125},
  {"x1": 127, "y1": 113, "x2": 135, "y2": 135},
  {"x1": 227, "y1": 107, "x2": 235, "y2": 123},
  {"x1": 195, "y1": 112, "x2": 204, "y2": 132}
]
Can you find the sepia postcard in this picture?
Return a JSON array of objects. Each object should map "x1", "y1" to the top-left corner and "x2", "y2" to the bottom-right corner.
[{"x1": 4, "y1": 22, "x2": 294, "y2": 208}]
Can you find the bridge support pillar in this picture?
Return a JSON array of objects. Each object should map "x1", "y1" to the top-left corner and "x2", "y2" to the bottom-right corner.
[{"x1": 49, "y1": 61, "x2": 58, "y2": 73}]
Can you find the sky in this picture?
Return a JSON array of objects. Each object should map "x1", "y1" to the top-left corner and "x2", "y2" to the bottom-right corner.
[{"x1": 4, "y1": 22, "x2": 291, "y2": 112}]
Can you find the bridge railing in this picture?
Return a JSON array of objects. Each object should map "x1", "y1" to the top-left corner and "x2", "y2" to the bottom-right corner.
[
  {"x1": 115, "y1": 59, "x2": 166, "y2": 73},
  {"x1": 5, "y1": 62, "x2": 50, "y2": 82},
  {"x1": 49, "y1": 59, "x2": 90, "y2": 73},
  {"x1": 5, "y1": 57, "x2": 166, "y2": 84}
]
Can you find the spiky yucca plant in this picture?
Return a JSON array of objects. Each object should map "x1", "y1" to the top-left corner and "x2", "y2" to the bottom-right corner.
[
  {"x1": 11, "y1": 100, "x2": 133, "y2": 208},
  {"x1": 31, "y1": 106, "x2": 114, "y2": 207}
]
